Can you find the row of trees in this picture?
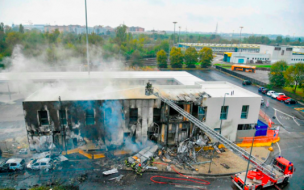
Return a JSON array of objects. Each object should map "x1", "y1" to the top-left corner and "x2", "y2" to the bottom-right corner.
[
  {"x1": 269, "y1": 61, "x2": 304, "y2": 92},
  {"x1": 156, "y1": 47, "x2": 213, "y2": 68}
]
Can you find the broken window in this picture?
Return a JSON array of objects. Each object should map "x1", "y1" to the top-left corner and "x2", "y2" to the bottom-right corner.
[
  {"x1": 153, "y1": 108, "x2": 161, "y2": 123},
  {"x1": 59, "y1": 110, "x2": 67, "y2": 125},
  {"x1": 198, "y1": 106, "x2": 207, "y2": 122},
  {"x1": 241, "y1": 105, "x2": 249, "y2": 119},
  {"x1": 129, "y1": 108, "x2": 138, "y2": 123},
  {"x1": 237, "y1": 124, "x2": 254, "y2": 130},
  {"x1": 86, "y1": 109, "x2": 95, "y2": 125},
  {"x1": 192, "y1": 105, "x2": 198, "y2": 117},
  {"x1": 220, "y1": 106, "x2": 228, "y2": 120},
  {"x1": 38, "y1": 110, "x2": 49, "y2": 125}
]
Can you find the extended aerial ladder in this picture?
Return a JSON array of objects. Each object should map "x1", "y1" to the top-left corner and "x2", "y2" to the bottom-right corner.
[{"x1": 145, "y1": 83, "x2": 280, "y2": 180}]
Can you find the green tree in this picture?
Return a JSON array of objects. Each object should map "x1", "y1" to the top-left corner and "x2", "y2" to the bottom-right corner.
[
  {"x1": 269, "y1": 61, "x2": 288, "y2": 87},
  {"x1": 130, "y1": 50, "x2": 142, "y2": 67},
  {"x1": 284, "y1": 63, "x2": 304, "y2": 92},
  {"x1": 198, "y1": 47, "x2": 213, "y2": 68},
  {"x1": 6, "y1": 32, "x2": 21, "y2": 46},
  {"x1": 19, "y1": 24, "x2": 24, "y2": 33},
  {"x1": 275, "y1": 36, "x2": 283, "y2": 44},
  {"x1": 88, "y1": 33, "x2": 103, "y2": 45},
  {"x1": 169, "y1": 47, "x2": 183, "y2": 68},
  {"x1": 114, "y1": 24, "x2": 127, "y2": 46},
  {"x1": 184, "y1": 47, "x2": 198, "y2": 68},
  {"x1": 156, "y1": 49, "x2": 167, "y2": 68}
]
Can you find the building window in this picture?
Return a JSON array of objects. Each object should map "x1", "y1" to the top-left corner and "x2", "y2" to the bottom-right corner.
[
  {"x1": 237, "y1": 124, "x2": 255, "y2": 130},
  {"x1": 153, "y1": 108, "x2": 161, "y2": 123},
  {"x1": 86, "y1": 109, "x2": 95, "y2": 125},
  {"x1": 286, "y1": 48, "x2": 292, "y2": 51},
  {"x1": 241, "y1": 105, "x2": 249, "y2": 119},
  {"x1": 198, "y1": 106, "x2": 207, "y2": 122},
  {"x1": 275, "y1": 47, "x2": 281, "y2": 50},
  {"x1": 129, "y1": 108, "x2": 138, "y2": 123},
  {"x1": 59, "y1": 110, "x2": 67, "y2": 125},
  {"x1": 281, "y1": 50, "x2": 284, "y2": 55},
  {"x1": 220, "y1": 106, "x2": 229, "y2": 120},
  {"x1": 38, "y1": 110, "x2": 49, "y2": 125}
]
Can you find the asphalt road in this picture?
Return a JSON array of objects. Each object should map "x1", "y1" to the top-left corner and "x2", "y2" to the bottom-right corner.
[{"x1": 188, "y1": 69, "x2": 304, "y2": 190}]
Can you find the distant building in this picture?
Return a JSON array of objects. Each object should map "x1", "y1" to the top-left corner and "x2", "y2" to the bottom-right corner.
[
  {"x1": 178, "y1": 43, "x2": 260, "y2": 53},
  {"x1": 23, "y1": 24, "x2": 45, "y2": 32},
  {"x1": 128, "y1": 26, "x2": 145, "y2": 32},
  {"x1": 223, "y1": 45, "x2": 304, "y2": 64},
  {"x1": 44, "y1": 25, "x2": 114, "y2": 35}
]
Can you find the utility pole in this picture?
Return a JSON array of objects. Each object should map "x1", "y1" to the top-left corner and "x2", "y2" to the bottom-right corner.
[
  {"x1": 173, "y1": 22, "x2": 177, "y2": 44},
  {"x1": 239, "y1": 26, "x2": 244, "y2": 47},
  {"x1": 85, "y1": 0, "x2": 90, "y2": 75},
  {"x1": 231, "y1": 30, "x2": 234, "y2": 45},
  {"x1": 178, "y1": 26, "x2": 181, "y2": 43}
]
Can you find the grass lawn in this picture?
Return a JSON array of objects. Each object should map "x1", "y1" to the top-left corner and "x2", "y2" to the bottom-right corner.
[{"x1": 283, "y1": 87, "x2": 304, "y2": 97}]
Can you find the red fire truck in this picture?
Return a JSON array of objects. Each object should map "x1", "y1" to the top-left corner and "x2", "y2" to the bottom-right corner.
[{"x1": 232, "y1": 156, "x2": 295, "y2": 190}]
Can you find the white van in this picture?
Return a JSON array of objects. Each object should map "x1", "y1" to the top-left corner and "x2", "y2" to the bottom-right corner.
[
  {"x1": 27, "y1": 158, "x2": 53, "y2": 170},
  {"x1": 5, "y1": 158, "x2": 25, "y2": 171}
]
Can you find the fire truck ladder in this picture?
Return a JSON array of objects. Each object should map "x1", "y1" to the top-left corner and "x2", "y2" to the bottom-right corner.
[{"x1": 150, "y1": 90, "x2": 278, "y2": 180}]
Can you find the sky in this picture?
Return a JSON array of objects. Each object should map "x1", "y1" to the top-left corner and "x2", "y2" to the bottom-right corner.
[{"x1": 0, "y1": 0, "x2": 303, "y2": 36}]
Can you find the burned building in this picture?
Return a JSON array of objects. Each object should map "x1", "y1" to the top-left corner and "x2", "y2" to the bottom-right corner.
[{"x1": 18, "y1": 72, "x2": 261, "y2": 151}]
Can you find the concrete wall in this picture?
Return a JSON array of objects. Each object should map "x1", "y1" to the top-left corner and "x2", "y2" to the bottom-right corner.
[
  {"x1": 202, "y1": 96, "x2": 261, "y2": 141},
  {"x1": 230, "y1": 52, "x2": 270, "y2": 64},
  {"x1": 290, "y1": 54, "x2": 304, "y2": 64},
  {"x1": 260, "y1": 45, "x2": 294, "y2": 64}
]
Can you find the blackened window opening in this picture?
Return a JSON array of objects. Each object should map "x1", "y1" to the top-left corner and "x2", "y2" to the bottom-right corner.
[
  {"x1": 129, "y1": 108, "x2": 138, "y2": 123},
  {"x1": 59, "y1": 110, "x2": 67, "y2": 125},
  {"x1": 86, "y1": 109, "x2": 95, "y2": 125},
  {"x1": 38, "y1": 111, "x2": 49, "y2": 125}
]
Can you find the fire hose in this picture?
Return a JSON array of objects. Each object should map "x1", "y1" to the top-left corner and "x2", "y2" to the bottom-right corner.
[{"x1": 150, "y1": 162, "x2": 210, "y2": 189}]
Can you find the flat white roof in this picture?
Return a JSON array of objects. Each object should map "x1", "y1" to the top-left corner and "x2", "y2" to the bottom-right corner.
[
  {"x1": 23, "y1": 72, "x2": 260, "y2": 102},
  {"x1": 6, "y1": 158, "x2": 23, "y2": 163},
  {"x1": 0, "y1": 71, "x2": 203, "y2": 85}
]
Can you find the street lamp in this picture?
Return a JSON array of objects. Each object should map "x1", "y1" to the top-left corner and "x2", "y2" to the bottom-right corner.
[
  {"x1": 178, "y1": 26, "x2": 181, "y2": 43},
  {"x1": 239, "y1": 26, "x2": 244, "y2": 47},
  {"x1": 173, "y1": 22, "x2": 177, "y2": 44},
  {"x1": 85, "y1": 0, "x2": 90, "y2": 75},
  {"x1": 219, "y1": 93, "x2": 229, "y2": 135}
]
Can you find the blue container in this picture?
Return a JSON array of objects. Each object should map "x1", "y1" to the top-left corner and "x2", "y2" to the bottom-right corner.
[{"x1": 255, "y1": 120, "x2": 268, "y2": 136}]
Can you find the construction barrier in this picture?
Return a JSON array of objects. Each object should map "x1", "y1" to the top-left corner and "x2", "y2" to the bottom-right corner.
[
  {"x1": 236, "y1": 130, "x2": 280, "y2": 147},
  {"x1": 259, "y1": 110, "x2": 274, "y2": 127},
  {"x1": 62, "y1": 148, "x2": 105, "y2": 159}
]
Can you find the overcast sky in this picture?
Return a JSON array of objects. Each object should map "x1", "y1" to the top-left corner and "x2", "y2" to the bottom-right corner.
[{"x1": 1, "y1": 0, "x2": 303, "y2": 36}]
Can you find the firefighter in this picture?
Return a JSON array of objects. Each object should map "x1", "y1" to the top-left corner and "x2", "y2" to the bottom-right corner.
[
  {"x1": 136, "y1": 163, "x2": 143, "y2": 176},
  {"x1": 131, "y1": 162, "x2": 136, "y2": 171},
  {"x1": 124, "y1": 159, "x2": 130, "y2": 167},
  {"x1": 149, "y1": 157, "x2": 155, "y2": 166}
]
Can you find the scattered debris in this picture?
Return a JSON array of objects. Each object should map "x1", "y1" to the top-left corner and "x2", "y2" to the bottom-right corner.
[
  {"x1": 77, "y1": 173, "x2": 88, "y2": 183},
  {"x1": 103, "y1": 168, "x2": 118, "y2": 175},
  {"x1": 221, "y1": 163, "x2": 230, "y2": 169},
  {"x1": 108, "y1": 175, "x2": 124, "y2": 182},
  {"x1": 145, "y1": 166, "x2": 158, "y2": 170}
]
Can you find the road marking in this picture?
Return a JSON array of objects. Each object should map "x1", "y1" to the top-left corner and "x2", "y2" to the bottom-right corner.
[
  {"x1": 276, "y1": 142, "x2": 281, "y2": 156},
  {"x1": 273, "y1": 108, "x2": 300, "y2": 126}
]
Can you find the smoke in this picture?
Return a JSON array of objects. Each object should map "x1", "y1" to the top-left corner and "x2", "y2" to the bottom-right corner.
[
  {"x1": 0, "y1": 44, "x2": 157, "y2": 152},
  {"x1": 2, "y1": 44, "x2": 125, "y2": 72}
]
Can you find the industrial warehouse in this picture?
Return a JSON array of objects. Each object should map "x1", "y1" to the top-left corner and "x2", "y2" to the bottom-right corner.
[
  {"x1": 179, "y1": 43, "x2": 304, "y2": 64},
  {"x1": 6, "y1": 71, "x2": 262, "y2": 151}
]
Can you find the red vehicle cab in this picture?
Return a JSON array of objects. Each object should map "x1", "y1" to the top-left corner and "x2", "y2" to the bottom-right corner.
[
  {"x1": 273, "y1": 156, "x2": 295, "y2": 175},
  {"x1": 232, "y1": 156, "x2": 295, "y2": 190},
  {"x1": 277, "y1": 95, "x2": 290, "y2": 102}
]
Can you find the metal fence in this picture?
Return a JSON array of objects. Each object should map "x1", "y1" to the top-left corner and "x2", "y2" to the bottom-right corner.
[{"x1": 214, "y1": 66, "x2": 267, "y2": 86}]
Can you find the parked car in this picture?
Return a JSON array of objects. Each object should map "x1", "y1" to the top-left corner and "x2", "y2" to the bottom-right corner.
[
  {"x1": 261, "y1": 98, "x2": 265, "y2": 105},
  {"x1": 4, "y1": 158, "x2": 25, "y2": 171},
  {"x1": 271, "y1": 92, "x2": 285, "y2": 99},
  {"x1": 258, "y1": 87, "x2": 265, "y2": 93},
  {"x1": 262, "y1": 88, "x2": 269, "y2": 94},
  {"x1": 284, "y1": 99, "x2": 298, "y2": 104},
  {"x1": 0, "y1": 158, "x2": 9, "y2": 173},
  {"x1": 267, "y1": 90, "x2": 275, "y2": 96},
  {"x1": 19, "y1": 148, "x2": 27, "y2": 154},
  {"x1": 242, "y1": 80, "x2": 252, "y2": 85},
  {"x1": 27, "y1": 158, "x2": 53, "y2": 170},
  {"x1": 277, "y1": 95, "x2": 290, "y2": 102}
]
